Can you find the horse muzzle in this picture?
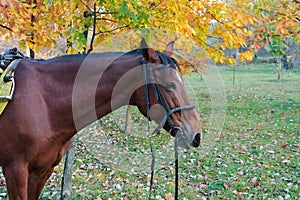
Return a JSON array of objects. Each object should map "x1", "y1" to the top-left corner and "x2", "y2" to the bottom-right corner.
[
  {"x1": 191, "y1": 132, "x2": 201, "y2": 147},
  {"x1": 173, "y1": 127, "x2": 201, "y2": 149}
]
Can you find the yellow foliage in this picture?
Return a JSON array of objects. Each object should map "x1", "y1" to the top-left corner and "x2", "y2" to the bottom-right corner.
[
  {"x1": 251, "y1": 0, "x2": 300, "y2": 44},
  {"x1": 238, "y1": 51, "x2": 255, "y2": 62},
  {"x1": 3, "y1": 0, "x2": 293, "y2": 68}
]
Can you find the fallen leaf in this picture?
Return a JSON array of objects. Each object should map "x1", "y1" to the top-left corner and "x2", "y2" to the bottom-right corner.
[
  {"x1": 102, "y1": 180, "x2": 109, "y2": 187},
  {"x1": 241, "y1": 145, "x2": 247, "y2": 150},
  {"x1": 164, "y1": 193, "x2": 174, "y2": 200},
  {"x1": 280, "y1": 141, "x2": 287, "y2": 148},
  {"x1": 136, "y1": 187, "x2": 143, "y2": 193},
  {"x1": 267, "y1": 132, "x2": 273, "y2": 136},
  {"x1": 233, "y1": 181, "x2": 239, "y2": 185},
  {"x1": 224, "y1": 182, "x2": 230, "y2": 189},
  {"x1": 233, "y1": 190, "x2": 243, "y2": 198},
  {"x1": 253, "y1": 181, "x2": 260, "y2": 187},
  {"x1": 239, "y1": 132, "x2": 248, "y2": 136},
  {"x1": 281, "y1": 159, "x2": 290, "y2": 164},
  {"x1": 200, "y1": 184, "x2": 208, "y2": 189},
  {"x1": 237, "y1": 171, "x2": 244, "y2": 175},
  {"x1": 198, "y1": 160, "x2": 204, "y2": 165},
  {"x1": 49, "y1": 180, "x2": 55, "y2": 187},
  {"x1": 249, "y1": 177, "x2": 260, "y2": 187}
]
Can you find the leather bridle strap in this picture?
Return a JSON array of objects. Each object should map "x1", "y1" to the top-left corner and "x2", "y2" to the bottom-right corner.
[
  {"x1": 174, "y1": 134, "x2": 179, "y2": 200},
  {"x1": 143, "y1": 63, "x2": 156, "y2": 200},
  {"x1": 142, "y1": 61, "x2": 195, "y2": 200},
  {"x1": 152, "y1": 105, "x2": 195, "y2": 136}
]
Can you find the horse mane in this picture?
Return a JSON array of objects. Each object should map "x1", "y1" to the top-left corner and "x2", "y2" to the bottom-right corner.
[
  {"x1": 39, "y1": 49, "x2": 180, "y2": 71},
  {"x1": 124, "y1": 49, "x2": 180, "y2": 71},
  {"x1": 156, "y1": 50, "x2": 179, "y2": 70}
]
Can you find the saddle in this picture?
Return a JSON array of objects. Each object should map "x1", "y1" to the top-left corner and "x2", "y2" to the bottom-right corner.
[
  {"x1": 0, "y1": 48, "x2": 25, "y2": 115},
  {"x1": 0, "y1": 47, "x2": 24, "y2": 72}
]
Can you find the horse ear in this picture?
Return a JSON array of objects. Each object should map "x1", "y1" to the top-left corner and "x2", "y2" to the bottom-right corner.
[
  {"x1": 140, "y1": 37, "x2": 159, "y2": 63},
  {"x1": 163, "y1": 41, "x2": 175, "y2": 57}
]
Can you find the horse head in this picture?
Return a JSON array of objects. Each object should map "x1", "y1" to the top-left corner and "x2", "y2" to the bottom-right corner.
[{"x1": 133, "y1": 38, "x2": 202, "y2": 149}]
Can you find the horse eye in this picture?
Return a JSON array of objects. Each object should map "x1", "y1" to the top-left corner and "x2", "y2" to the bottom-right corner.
[{"x1": 165, "y1": 82, "x2": 176, "y2": 91}]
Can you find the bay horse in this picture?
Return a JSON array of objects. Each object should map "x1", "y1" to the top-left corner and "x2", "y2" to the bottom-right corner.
[{"x1": 0, "y1": 38, "x2": 201, "y2": 199}]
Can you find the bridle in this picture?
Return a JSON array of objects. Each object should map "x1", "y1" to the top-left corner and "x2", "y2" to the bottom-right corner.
[
  {"x1": 141, "y1": 57, "x2": 195, "y2": 200},
  {"x1": 141, "y1": 59, "x2": 195, "y2": 138}
]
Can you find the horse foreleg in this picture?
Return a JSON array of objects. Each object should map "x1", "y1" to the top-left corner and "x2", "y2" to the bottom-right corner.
[
  {"x1": 27, "y1": 167, "x2": 54, "y2": 200},
  {"x1": 2, "y1": 162, "x2": 29, "y2": 200}
]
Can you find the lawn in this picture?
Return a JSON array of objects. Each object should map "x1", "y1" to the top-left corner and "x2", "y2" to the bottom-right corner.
[{"x1": 1, "y1": 63, "x2": 299, "y2": 199}]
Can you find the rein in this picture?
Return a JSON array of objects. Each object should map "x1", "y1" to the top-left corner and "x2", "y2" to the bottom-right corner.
[{"x1": 141, "y1": 60, "x2": 195, "y2": 200}]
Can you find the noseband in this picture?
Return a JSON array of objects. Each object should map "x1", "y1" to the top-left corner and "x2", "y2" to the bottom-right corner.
[{"x1": 141, "y1": 58, "x2": 195, "y2": 200}]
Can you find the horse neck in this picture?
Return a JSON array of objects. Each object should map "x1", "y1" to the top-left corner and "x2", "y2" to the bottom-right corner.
[{"x1": 71, "y1": 53, "x2": 142, "y2": 131}]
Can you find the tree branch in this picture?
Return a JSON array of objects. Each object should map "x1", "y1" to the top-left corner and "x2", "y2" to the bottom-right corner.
[
  {"x1": 95, "y1": 25, "x2": 130, "y2": 35},
  {"x1": 206, "y1": 35, "x2": 224, "y2": 44},
  {"x1": 96, "y1": 11, "x2": 119, "y2": 15},
  {"x1": 258, "y1": 8, "x2": 300, "y2": 23},
  {"x1": 203, "y1": 4, "x2": 225, "y2": 25},
  {"x1": 79, "y1": 0, "x2": 93, "y2": 13},
  {"x1": 0, "y1": 24, "x2": 13, "y2": 32},
  {"x1": 96, "y1": 17, "x2": 117, "y2": 23},
  {"x1": 84, "y1": 11, "x2": 119, "y2": 17},
  {"x1": 87, "y1": 3, "x2": 97, "y2": 54}
]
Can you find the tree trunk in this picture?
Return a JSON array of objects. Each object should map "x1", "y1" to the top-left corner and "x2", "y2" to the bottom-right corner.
[
  {"x1": 27, "y1": 0, "x2": 36, "y2": 59},
  {"x1": 276, "y1": 56, "x2": 282, "y2": 88},
  {"x1": 29, "y1": 48, "x2": 34, "y2": 59},
  {"x1": 125, "y1": 105, "x2": 134, "y2": 133},
  {"x1": 61, "y1": 2, "x2": 93, "y2": 198},
  {"x1": 61, "y1": 137, "x2": 76, "y2": 200},
  {"x1": 232, "y1": 66, "x2": 236, "y2": 86}
]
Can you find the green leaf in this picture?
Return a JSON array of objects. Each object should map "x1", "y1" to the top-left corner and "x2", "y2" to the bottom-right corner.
[
  {"x1": 44, "y1": 0, "x2": 52, "y2": 6},
  {"x1": 120, "y1": 0, "x2": 128, "y2": 17}
]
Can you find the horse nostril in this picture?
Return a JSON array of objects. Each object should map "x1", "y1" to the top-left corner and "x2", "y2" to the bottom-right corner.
[{"x1": 192, "y1": 133, "x2": 201, "y2": 147}]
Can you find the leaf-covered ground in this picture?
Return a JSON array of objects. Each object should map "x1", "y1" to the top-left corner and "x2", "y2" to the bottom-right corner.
[{"x1": 0, "y1": 64, "x2": 299, "y2": 199}]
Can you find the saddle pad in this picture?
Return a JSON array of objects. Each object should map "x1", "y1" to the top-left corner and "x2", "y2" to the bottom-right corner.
[
  {"x1": 0, "y1": 76, "x2": 13, "y2": 115},
  {"x1": 0, "y1": 59, "x2": 20, "y2": 115}
]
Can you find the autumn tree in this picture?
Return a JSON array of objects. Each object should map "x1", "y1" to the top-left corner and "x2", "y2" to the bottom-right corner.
[
  {"x1": 247, "y1": 0, "x2": 300, "y2": 81},
  {"x1": 0, "y1": 0, "x2": 258, "y2": 65},
  {"x1": 0, "y1": 0, "x2": 60, "y2": 57},
  {"x1": 249, "y1": 0, "x2": 299, "y2": 59}
]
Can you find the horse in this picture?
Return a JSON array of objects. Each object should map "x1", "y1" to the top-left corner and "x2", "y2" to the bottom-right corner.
[{"x1": 0, "y1": 38, "x2": 201, "y2": 199}]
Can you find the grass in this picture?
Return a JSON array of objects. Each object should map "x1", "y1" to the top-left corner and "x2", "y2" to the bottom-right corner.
[{"x1": 0, "y1": 64, "x2": 299, "y2": 199}]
